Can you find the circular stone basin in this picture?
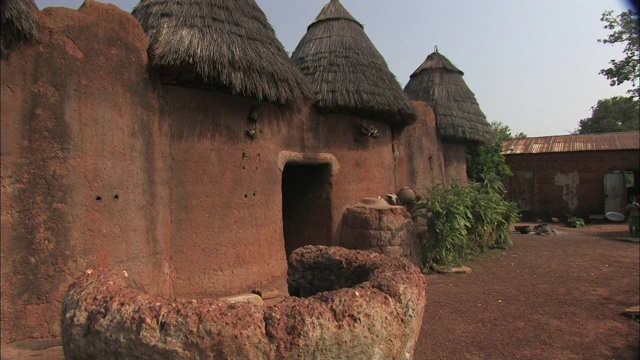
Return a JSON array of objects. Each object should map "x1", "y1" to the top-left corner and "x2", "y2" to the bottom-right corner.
[{"x1": 61, "y1": 246, "x2": 426, "y2": 360}]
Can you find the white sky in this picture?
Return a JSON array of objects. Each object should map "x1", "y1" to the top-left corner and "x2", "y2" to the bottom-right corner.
[{"x1": 35, "y1": 0, "x2": 635, "y2": 137}]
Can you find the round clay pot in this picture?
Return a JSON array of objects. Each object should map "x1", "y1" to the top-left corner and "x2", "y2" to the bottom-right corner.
[
  {"x1": 517, "y1": 226, "x2": 532, "y2": 234},
  {"x1": 397, "y1": 186, "x2": 416, "y2": 205}
]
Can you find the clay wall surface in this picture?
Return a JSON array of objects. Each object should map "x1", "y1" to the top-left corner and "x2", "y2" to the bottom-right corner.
[
  {"x1": 394, "y1": 101, "x2": 447, "y2": 194},
  {"x1": 442, "y1": 143, "x2": 468, "y2": 185},
  {"x1": 1, "y1": 1, "x2": 442, "y2": 345},
  {"x1": 161, "y1": 87, "x2": 297, "y2": 299},
  {"x1": 307, "y1": 113, "x2": 397, "y2": 244},
  {"x1": 505, "y1": 150, "x2": 640, "y2": 219},
  {"x1": 1, "y1": 3, "x2": 170, "y2": 343},
  {"x1": 161, "y1": 87, "x2": 401, "y2": 298}
]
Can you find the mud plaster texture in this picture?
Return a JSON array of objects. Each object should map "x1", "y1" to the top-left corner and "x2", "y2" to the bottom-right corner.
[
  {"x1": 1, "y1": 2, "x2": 168, "y2": 343},
  {"x1": 2, "y1": 2, "x2": 443, "y2": 344},
  {"x1": 61, "y1": 246, "x2": 426, "y2": 360},
  {"x1": 393, "y1": 101, "x2": 447, "y2": 191},
  {"x1": 340, "y1": 200, "x2": 421, "y2": 266},
  {"x1": 442, "y1": 143, "x2": 468, "y2": 186}
]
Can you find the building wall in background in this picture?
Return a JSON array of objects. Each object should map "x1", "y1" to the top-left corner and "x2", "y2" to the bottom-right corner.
[{"x1": 504, "y1": 150, "x2": 640, "y2": 220}]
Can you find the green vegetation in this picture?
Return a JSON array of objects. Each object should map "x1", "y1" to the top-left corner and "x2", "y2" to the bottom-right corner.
[
  {"x1": 466, "y1": 121, "x2": 525, "y2": 183},
  {"x1": 575, "y1": 96, "x2": 639, "y2": 134},
  {"x1": 574, "y1": 9, "x2": 639, "y2": 135},
  {"x1": 598, "y1": 9, "x2": 639, "y2": 99},
  {"x1": 413, "y1": 175, "x2": 519, "y2": 272},
  {"x1": 565, "y1": 215, "x2": 585, "y2": 228}
]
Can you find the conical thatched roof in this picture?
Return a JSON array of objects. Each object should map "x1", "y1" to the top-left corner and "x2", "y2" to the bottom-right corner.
[
  {"x1": 132, "y1": 0, "x2": 312, "y2": 105},
  {"x1": 291, "y1": 0, "x2": 416, "y2": 128},
  {"x1": 1, "y1": 0, "x2": 39, "y2": 59},
  {"x1": 404, "y1": 49, "x2": 494, "y2": 145}
]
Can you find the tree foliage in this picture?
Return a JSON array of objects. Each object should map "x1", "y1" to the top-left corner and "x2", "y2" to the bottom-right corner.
[
  {"x1": 466, "y1": 121, "x2": 526, "y2": 182},
  {"x1": 576, "y1": 96, "x2": 639, "y2": 134},
  {"x1": 598, "y1": 9, "x2": 639, "y2": 99}
]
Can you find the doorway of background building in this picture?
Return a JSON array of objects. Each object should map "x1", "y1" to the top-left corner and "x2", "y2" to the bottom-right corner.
[
  {"x1": 604, "y1": 171, "x2": 627, "y2": 214},
  {"x1": 508, "y1": 170, "x2": 534, "y2": 220},
  {"x1": 282, "y1": 163, "x2": 332, "y2": 258}
]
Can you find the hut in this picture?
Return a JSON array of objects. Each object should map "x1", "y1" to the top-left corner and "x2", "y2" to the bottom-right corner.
[
  {"x1": 0, "y1": 0, "x2": 39, "y2": 58},
  {"x1": 0, "y1": 0, "x2": 438, "y2": 347},
  {"x1": 291, "y1": 0, "x2": 416, "y2": 129},
  {"x1": 404, "y1": 48, "x2": 494, "y2": 183},
  {"x1": 132, "y1": 0, "x2": 312, "y2": 105}
]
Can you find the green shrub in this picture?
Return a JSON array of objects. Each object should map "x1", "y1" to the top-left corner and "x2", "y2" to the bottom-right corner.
[
  {"x1": 565, "y1": 214, "x2": 585, "y2": 228},
  {"x1": 413, "y1": 175, "x2": 519, "y2": 272},
  {"x1": 413, "y1": 182, "x2": 473, "y2": 269}
]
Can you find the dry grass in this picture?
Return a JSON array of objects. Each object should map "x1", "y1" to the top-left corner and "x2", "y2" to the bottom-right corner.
[
  {"x1": 291, "y1": 0, "x2": 416, "y2": 129},
  {"x1": 132, "y1": 0, "x2": 312, "y2": 105},
  {"x1": 405, "y1": 51, "x2": 494, "y2": 145},
  {"x1": 1, "y1": 0, "x2": 40, "y2": 59}
]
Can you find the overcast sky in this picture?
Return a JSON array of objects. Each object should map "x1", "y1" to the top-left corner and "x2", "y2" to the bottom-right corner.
[{"x1": 35, "y1": 0, "x2": 636, "y2": 137}]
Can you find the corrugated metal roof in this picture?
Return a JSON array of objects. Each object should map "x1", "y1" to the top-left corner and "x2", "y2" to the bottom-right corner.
[{"x1": 502, "y1": 131, "x2": 640, "y2": 155}]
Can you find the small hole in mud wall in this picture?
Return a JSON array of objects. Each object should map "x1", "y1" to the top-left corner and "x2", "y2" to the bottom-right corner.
[
  {"x1": 282, "y1": 163, "x2": 332, "y2": 258},
  {"x1": 114, "y1": 194, "x2": 119, "y2": 200},
  {"x1": 96, "y1": 195, "x2": 102, "y2": 201}
]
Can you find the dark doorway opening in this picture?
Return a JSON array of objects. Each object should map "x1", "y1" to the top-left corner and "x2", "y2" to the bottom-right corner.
[
  {"x1": 508, "y1": 171, "x2": 534, "y2": 220},
  {"x1": 282, "y1": 163, "x2": 332, "y2": 258}
]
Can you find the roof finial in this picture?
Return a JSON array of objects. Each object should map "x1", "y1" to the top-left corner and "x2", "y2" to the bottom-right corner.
[{"x1": 434, "y1": 45, "x2": 438, "y2": 53}]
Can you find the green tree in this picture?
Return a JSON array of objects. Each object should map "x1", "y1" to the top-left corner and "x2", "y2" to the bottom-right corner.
[
  {"x1": 598, "y1": 9, "x2": 639, "y2": 99},
  {"x1": 466, "y1": 121, "x2": 526, "y2": 182},
  {"x1": 576, "y1": 96, "x2": 639, "y2": 134}
]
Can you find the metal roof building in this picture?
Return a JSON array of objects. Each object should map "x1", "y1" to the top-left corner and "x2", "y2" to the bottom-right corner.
[
  {"x1": 502, "y1": 132, "x2": 639, "y2": 155},
  {"x1": 501, "y1": 131, "x2": 639, "y2": 221}
]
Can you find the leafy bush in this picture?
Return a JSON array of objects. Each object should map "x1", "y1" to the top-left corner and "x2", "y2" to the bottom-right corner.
[
  {"x1": 413, "y1": 175, "x2": 519, "y2": 272},
  {"x1": 565, "y1": 214, "x2": 585, "y2": 228}
]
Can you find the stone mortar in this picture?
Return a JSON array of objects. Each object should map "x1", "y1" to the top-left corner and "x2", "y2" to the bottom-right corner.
[{"x1": 61, "y1": 246, "x2": 426, "y2": 360}]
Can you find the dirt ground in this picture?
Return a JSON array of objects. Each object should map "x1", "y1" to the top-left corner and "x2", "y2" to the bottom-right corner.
[
  {"x1": 2, "y1": 223, "x2": 638, "y2": 360},
  {"x1": 413, "y1": 222, "x2": 640, "y2": 360}
]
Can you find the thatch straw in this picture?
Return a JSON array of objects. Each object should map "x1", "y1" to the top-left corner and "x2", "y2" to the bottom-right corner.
[
  {"x1": 132, "y1": 0, "x2": 312, "y2": 105},
  {"x1": 404, "y1": 49, "x2": 494, "y2": 145},
  {"x1": 1, "y1": 0, "x2": 39, "y2": 59},
  {"x1": 291, "y1": 0, "x2": 416, "y2": 128}
]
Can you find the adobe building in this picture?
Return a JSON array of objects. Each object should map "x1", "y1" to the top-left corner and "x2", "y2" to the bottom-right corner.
[
  {"x1": 502, "y1": 132, "x2": 640, "y2": 221},
  {"x1": 0, "y1": 0, "x2": 491, "y2": 345}
]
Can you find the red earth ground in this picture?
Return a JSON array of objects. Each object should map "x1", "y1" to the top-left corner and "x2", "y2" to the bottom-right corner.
[
  {"x1": 413, "y1": 222, "x2": 640, "y2": 360},
  {"x1": 2, "y1": 223, "x2": 638, "y2": 359}
]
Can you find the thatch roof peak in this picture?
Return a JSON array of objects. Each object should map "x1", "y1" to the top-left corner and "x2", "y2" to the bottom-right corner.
[
  {"x1": 410, "y1": 49, "x2": 463, "y2": 77},
  {"x1": 311, "y1": 0, "x2": 362, "y2": 29},
  {"x1": 404, "y1": 49, "x2": 493, "y2": 145},
  {"x1": 1, "y1": 0, "x2": 40, "y2": 59},
  {"x1": 132, "y1": 0, "x2": 312, "y2": 105},
  {"x1": 292, "y1": 0, "x2": 416, "y2": 128}
]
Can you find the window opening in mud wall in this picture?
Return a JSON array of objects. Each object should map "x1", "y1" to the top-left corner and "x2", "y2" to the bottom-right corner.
[
  {"x1": 625, "y1": 170, "x2": 639, "y2": 199},
  {"x1": 282, "y1": 163, "x2": 333, "y2": 258}
]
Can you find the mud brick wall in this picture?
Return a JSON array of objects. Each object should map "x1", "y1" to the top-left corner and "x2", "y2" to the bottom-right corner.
[{"x1": 505, "y1": 150, "x2": 640, "y2": 219}]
